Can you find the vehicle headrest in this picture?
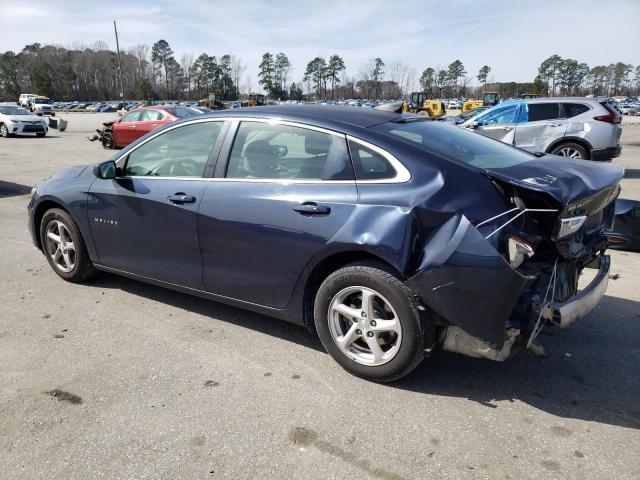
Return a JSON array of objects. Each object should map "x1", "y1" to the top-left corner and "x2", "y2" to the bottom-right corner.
[
  {"x1": 305, "y1": 133, "x2": 331, "y2": 156},
  {"x1": 244, "y1": 140, "x2": 275, "y2": 177}
]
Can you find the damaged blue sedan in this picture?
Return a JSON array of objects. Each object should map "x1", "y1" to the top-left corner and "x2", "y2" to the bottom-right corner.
[{"x1": 28, "y1": 105, "x2": 623, "y2": 382}]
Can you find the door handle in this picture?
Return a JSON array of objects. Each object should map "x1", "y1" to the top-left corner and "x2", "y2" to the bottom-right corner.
[
  {"x1": 167, "y1": 193, "x2": 196, "y2": 204},
  {"x1": 129, "y1": 125, "x2": 136, "y2": 128},
  {"x1": 293, "y1": 202, "x2": 331, "y2": 216}
]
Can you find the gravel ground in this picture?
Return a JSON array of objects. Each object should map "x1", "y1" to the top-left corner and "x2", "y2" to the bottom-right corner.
[{"x1": 0, "y1": 112, "x2": 639, "y2": 480}]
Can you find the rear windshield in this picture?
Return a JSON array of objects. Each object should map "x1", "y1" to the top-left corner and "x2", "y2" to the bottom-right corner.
[{"x1": 373, "y1": 120, "x2": 535, "y2": 169}]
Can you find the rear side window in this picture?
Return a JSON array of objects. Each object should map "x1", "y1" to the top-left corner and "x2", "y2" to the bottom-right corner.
[
  {"x1": 562, "y1": 103, "x2": 590, "y2": 118},
  {"x1": 348, "y1": 139, "x2": 396, "y2": 180},
  {"x1": 226, "y1": 122, "x2": 353, "y2": 181},
  {"x1": 122, "y1": 110, "x2": 142, "y2": 122},
  {"x1": 140, "y1": 110, "x2": 163, "y2": 121},
  {"x1": 527, "y1": 103, "x2": 561, "y2": 122}
]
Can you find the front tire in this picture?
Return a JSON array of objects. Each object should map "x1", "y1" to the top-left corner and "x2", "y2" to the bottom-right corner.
[
  {"x1": 314, "y1": 262, "x2": 424, "y2": 382},
  {"x1": 40, "y1": 208, "x2": 96, "y2": 282},
  {"x1": 0, "y1": 123, "x2": 10, "y2": 138},
  {"x1": 550, "y1": 142, "x2": 588, "y2": 160}
]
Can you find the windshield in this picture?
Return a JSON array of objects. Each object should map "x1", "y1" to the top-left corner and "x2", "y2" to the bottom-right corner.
[
  {"x1": 34, "y1": 98, "x2": 51, "y2": 104},
  {"x1": 0, "y1": 106, "x2": 31, "y2": 115},
  {"x1": 459, "y1": 107, "x2": 487, "y2": 120},
  {"x1": 374, "y1": 120, "x2": 535, "y2": 169}
]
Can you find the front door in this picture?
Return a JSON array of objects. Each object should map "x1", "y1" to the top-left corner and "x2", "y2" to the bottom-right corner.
[
  {"x1": 198, "y1": 120, "x2": 358, "y2": 308},
  {"x1": 88, "y1": 120, "x2": 225, "y2": 287},
  {"x1": 113, "y1": 110, "x2": 142, "y2": 147},
  {"x1": 473, "y1": 103, "x2": 521, "y2": 144}
]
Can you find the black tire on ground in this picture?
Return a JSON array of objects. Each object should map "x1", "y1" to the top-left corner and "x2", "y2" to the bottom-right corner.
[
  {"x1": 102, "y1": 133, "x2": 114, "y2": 149},
  {"x1": 0, "y1": 123, "x2": 10, "y2": 138},
  {"x1": 314, "y1": 262, "x2": 425, "y2": 382},
  {"x1": 550, "y1": 142, "x2": 588, "y2": 160},
  {"x1": 39, "y1": 208, "x2": 97, "y2": 282},
  {"x1": 36, "y1": 132, "x2": 46, "y2": 137}
]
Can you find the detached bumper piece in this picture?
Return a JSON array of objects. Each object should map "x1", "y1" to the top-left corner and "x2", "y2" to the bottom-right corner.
[{"x1": 539, "y1": 255, "x2": 610, "y2": 328}]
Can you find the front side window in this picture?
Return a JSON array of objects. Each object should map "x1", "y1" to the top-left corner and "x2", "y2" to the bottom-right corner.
[
  {"x1": 140, "y1": 110, "x2": 163, "y2": 121},
  {"x1": 527, "y1": 103, "x2": 561, "y2": 122},
  {"x1": 477, "y1": 104, "x2": 519, "y2": 125},
  {"x1": 226, "y1": 122, "x2": 352, "y2": 180},
  {"x1": 124, "y1": 121, "x2": 222, "y2": 177}
]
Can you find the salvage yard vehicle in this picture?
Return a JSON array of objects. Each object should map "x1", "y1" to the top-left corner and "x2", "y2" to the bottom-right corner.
[
  {"x1": 18, "y1": 93, "x2": 36, "y2": 108},
  {"x1": 88, "y1": 105, "x2": 201, "y2": 149},
  {"x1": 461, "y1": 97, "x2": 622, "y2": 161},
  {"x1": 403, "y1": 92, "x2": 446, "y2": 118},
  {"x1": 29, "y1": 105, "x2": 622, "y2": 382},
  {"x1": 29, "y1": 96, "x2": 55, "y2": 116},
  {"x1": 461, "y1": 91, "x2": 501, "y2": 113},
  {"x1": 0, "y1": 104, "x2": 48, "y2": 137}
]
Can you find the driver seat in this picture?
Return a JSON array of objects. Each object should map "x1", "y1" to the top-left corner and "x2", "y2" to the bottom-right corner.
[{"x1": 244, "y1": 140, "x2": 277, "y2": 178}]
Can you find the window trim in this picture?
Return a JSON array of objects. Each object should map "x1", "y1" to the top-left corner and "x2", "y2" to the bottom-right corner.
[
  {"x1": 115, "y1": 118, "x2": 228, "y2": 179},
  {"x1": 113, "y1": 116, "x2": 411, "y2": 184}
]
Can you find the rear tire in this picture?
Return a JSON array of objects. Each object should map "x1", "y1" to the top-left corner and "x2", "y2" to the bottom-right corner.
[
  {"x1": 314, "y1": 262, "x2": 425, "y2": 382},
  {"x1": 550, "y1": 142, "x2": 588, "y2": 160},
  {"x1": 40, "y1": 208, "x2": 97, "y2": 282}
]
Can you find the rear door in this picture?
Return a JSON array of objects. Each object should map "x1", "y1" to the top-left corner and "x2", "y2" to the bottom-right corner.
[
  {"x1": 136, "y1": 109, "x2": 165, "y2": 137},
  {"x1": 514, "y1": 102, "x2": 567, "y2": 153},
  {"x1": 197, "y1": 120, "x2": 357, "y2": 308},
  {"x1": 88, "y1": 120, "x2": 226, "y2": 287}
]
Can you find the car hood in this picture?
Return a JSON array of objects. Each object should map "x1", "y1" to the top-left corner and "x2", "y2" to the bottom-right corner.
[
  {"x1": 483, "y1": 155, "x2": 624, "y2": 206},
  {"x1": 7, "y1": 114, "x2": 45, "y2": 123},
  {"x1": 49, "y1": 164, "x2": 90, "y2": 179}
]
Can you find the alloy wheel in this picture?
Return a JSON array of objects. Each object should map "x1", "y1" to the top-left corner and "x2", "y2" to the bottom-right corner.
[
  {"x1": 0, "y1": 124, "x2": 8, "y2": 137},
  {"x1": 45, "y1": 220, "x2": 76, "y2": 273},
  {"x1": 328, "y1": 286, "x2": 402, "y2": 366},
  {"x1": 556, "y1": 147, "x2": 584, "y2": 159}
]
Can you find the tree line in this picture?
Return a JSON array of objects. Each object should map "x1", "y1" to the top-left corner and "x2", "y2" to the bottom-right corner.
[{"x1": 0, "y1": 41, "x2": 638, "y2": 102}]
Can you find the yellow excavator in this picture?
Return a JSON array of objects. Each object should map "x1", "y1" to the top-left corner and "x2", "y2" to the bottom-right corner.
[
  {"x1": 461, "y1": 92, "x2": 501, "y2": 113},
  {"x1": 402, "y1": 92, "x2": 446, "y2": 118}
]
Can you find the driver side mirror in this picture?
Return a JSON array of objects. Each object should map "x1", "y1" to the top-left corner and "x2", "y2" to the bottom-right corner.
[{"x1": 94, "y1": 160, "x2": 117, "y2": 179}]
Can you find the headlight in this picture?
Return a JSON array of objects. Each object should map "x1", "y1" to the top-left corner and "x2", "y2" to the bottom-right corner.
[
  {"x1": 507, "y1": 236, "x2": 535, "y2": 268},
  {"x1": 556, "y1": 216, "x2": 587, "y2": 239}
]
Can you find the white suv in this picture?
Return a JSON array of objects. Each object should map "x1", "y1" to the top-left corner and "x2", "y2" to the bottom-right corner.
[
  {"x1": 18, "y1": 93, "x2": 36, "y2": 108},
  {"x1": 461, "y1": 97, "x2": 622, "y2": 161}
]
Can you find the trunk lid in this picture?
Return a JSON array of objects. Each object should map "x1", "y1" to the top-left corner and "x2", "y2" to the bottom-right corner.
[{"x1": 484, "y1": 155, "x2": 624, "y2": 207}]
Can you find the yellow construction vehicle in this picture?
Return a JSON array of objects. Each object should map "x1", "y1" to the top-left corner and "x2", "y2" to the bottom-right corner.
[
  {"x1": 461, "y1": 91, "x2": 501, "y2": 113},
  {"x1": 198, "y1": 93, "x2": 227, "y2": 110},
  {"x1": 243, "y1": 93, "x2": 266, "y2": 107},
  {"x1": 402, "y1": 92, "x2": 446, "y2": 118}
]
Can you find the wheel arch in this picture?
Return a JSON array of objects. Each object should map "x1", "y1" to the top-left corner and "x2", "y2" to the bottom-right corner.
[
  {"x1": 300, "y1": 249, "x2": 403, "y2": 329},
  {"x1": 33, "y1": 199, "x2": 71, "y2": 251},
  {"x1": 546, "y1": 136, "x2": 593, "y2": 159}
]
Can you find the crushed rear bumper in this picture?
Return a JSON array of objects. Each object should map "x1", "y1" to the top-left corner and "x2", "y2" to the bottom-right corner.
[{"x1": 537, "y1": 255, "x2": 610, "y2": 328}]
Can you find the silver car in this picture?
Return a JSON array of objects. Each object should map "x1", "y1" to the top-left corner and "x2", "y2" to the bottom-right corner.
[
  {"x1": 460, "y1": 97, "x2": 622, "y2": 161},
  {"x1": 0, "y1": 104, "x2": 49, "y2": 137}
]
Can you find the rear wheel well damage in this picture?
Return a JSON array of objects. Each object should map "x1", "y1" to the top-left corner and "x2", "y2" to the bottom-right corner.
[
  {"x1": 302, "y1": 252, "x2": 402, "y2": 330},
  {"x1": 33, "y1": 200, "x2": 68, "y2": 250},
  {"x1": 302, "y1": 251, "x2": 437, "y2": 351}
]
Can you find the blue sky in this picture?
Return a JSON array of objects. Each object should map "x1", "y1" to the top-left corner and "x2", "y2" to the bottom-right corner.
[{"x1": 1, "y1": 0, "x2": 638, "y2": 89}]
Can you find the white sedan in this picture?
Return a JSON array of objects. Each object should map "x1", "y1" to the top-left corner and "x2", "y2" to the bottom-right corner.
[{"x1": 0, "y1": 105, "x2": 49, "y2": 137}]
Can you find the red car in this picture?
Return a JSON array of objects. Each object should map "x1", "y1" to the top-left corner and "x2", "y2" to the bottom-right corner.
[{"x1": 94, "y1": 105, "x2": 200, "y2": 149}]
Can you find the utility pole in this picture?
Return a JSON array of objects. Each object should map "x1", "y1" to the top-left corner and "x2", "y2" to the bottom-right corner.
[{"x1": 113, "y1": 20, "x2": 124, "y2": 104}]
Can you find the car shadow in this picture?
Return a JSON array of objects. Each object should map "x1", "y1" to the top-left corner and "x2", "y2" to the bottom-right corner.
[
  {"x1": 0, "y1": 180, "x2": 32, "y2": 198},
  {"x1": 87, "y1": 272, "x2": 324, "y2": 352},
  {"x1": 88, "y1": 273, "x2": 639, "y2": 430}
]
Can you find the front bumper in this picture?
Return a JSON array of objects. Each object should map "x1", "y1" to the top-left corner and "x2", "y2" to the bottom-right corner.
[
  {"x1": 538, "y1": 255, "x2": 610, "y2": 328},
  {"x1": 10, "y1": 122, "x2": 48, "y2": 134},
  {"x1": 591, "y1": 145, "x2": 621, "y2": 161}
]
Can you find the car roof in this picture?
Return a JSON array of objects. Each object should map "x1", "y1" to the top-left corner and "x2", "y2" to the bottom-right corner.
[
  {"x1": 206, "y1": 104, "x2": 405, "y2": 128},
  {"x1": 517, "y1": 97, "x2": 599, "y2": 104}
]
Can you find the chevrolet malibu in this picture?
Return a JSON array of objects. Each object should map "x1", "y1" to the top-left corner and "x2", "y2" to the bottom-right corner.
[{"x1": 28, "y1": 105, "x2": 623, "y2": 382}]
